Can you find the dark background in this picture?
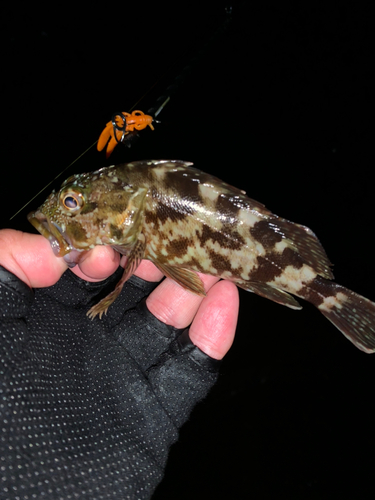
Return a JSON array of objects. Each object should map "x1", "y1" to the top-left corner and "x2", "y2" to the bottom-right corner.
[{"x1": 1, "y1": 2, "x2": 375, "y2": 498}]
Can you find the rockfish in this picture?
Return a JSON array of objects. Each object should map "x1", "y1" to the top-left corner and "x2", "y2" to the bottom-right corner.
[{"x1": 28, "y1": 160, "x2": 375, "y2": 353}]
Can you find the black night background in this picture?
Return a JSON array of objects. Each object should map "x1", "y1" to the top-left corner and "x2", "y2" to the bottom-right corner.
[{"x1": 1, "y1": 2, "x2": 375, "y2": 498}]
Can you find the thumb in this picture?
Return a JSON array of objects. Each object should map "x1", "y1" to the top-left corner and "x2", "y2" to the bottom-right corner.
[{"x1": 0, "y1": 229, "x2": 67, "y2": 288}]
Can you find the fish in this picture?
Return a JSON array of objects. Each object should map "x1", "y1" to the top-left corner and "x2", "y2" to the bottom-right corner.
[{"x1": 27, "y1": 159, "x2": 375, "y2": 353}]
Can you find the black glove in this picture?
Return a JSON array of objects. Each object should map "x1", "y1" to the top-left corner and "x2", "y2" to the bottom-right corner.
[{"x1": 0, "y1": 265, "x2": 220, "y2": 499}]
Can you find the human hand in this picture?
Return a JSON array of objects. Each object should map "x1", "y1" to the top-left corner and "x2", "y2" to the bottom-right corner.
[
  {"x1": 0, "y1": 228, "x2": 240, "y2": 497},
  {"x1": 0, "y1": 229, "x2": 238, "y2": 359}
]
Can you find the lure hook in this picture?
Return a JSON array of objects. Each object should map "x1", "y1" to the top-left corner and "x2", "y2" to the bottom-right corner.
[{"x1": 111, "y1": 112, "x2": 128, "y2": 144}]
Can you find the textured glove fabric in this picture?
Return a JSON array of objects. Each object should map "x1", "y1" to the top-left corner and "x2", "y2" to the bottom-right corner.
[{"x1": 0, "y1": 265, "x2": 220, "y2": 499}]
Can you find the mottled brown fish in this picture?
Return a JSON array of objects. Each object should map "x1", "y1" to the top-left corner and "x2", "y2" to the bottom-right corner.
[{"x1": 28, "y1": 160, "x2": 375, "y2": 353}]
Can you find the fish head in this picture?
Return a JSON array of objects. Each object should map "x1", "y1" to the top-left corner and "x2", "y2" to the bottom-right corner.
[{"x1": 28, "y1": 166, "x2": 147, "y2": 266}]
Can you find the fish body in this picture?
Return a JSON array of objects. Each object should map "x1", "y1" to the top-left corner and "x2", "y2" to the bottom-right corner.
[{"x1": 28, "y1": 160, "x2": 375, "y2": 353}]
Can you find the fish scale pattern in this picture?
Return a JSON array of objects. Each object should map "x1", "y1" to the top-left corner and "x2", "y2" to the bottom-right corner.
[{"x1": 0, "y1": 267, "x2": 219, "y2": 499}]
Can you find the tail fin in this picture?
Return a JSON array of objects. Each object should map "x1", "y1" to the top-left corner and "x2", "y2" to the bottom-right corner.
[{"x1": 307, "y1": 277, "x2": 375, "y2": 353}]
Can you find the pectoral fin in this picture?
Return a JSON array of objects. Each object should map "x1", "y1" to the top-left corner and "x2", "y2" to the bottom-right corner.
[
  {"x1": 87, "y1": 234, "x2": 146, "y2": 319},
  {"x1": 237, "y1": 280, "x2": 302, "y2": 310},
  {"x1": 155, "y1": 263, "x2": 206, "y2": 296}
]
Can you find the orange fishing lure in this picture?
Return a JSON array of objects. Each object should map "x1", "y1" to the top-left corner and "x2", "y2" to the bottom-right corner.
[{"x1": 97, "y1": 110, "x2": 154, "y2": 157}]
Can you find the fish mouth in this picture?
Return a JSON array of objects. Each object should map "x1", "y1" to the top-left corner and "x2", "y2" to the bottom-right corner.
[{"x1": 27, "y1": 210, "x2": 83, "y2": 267}]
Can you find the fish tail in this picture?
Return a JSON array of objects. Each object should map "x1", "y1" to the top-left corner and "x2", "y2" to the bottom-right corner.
[{"x1": 303, "y1": 276, "x2": 375, "y2": 353}]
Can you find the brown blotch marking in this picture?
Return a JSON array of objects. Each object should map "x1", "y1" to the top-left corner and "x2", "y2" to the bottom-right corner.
[
  {"x1": 144, "y1": 210, "x2": 160, "y2": 229},
  {"x1": 297, "y1": 276, "x2": 339, "y2": 307},
  {"x1": 215, "y1": 192, "x2": 241, "y2": 218},
  {"x1": 250, "y1": 247, "x2": 303, "y2": 282},
  {"x1": 250, "y1": 219, "x2": 283, "y2": 249},
  {"x1": 155, "y1": 202, "x2": 194, "y2": 225},
  {"x1": 101, "y1": 192, "x2": 130, "y2": 213},
  {"x1": 197, "y1": 224, "x2": 245, "y2": 250},
  {"x1": 208, "y1": 249, "x2": 240, "y2": 275},
  {"x1": 110, "y1": 224, "x2": 124, "y2": 241},
  {"x1": 164, "y1": 169, "x2": 204, "y2": 203},
  {"x1": 107, "y1": 201, "x2": 128, "y2": 213},
  {"x1": 67, "y1": 220, "x2": 87, "y2": 242},
  {"x1": 215, "y1": 194, "x2": 247, "y2": 246},
  {"x1": 166, "y1": 237, "x2": 194, "y2": 258},
  {"x1": 80, "y1": 202, "x2": 98, "y2": 215},
  {"x1": 223, "y1": 223, "x2": 246, "y2": 247}
]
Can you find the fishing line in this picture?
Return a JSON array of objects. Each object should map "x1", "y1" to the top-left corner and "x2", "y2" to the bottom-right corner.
[
  {"x1": 10, "y1": 6, "x2": 235, "y2": 221},
  {"x1": 9, "y1": 143, "x2": 95, "y2": 221}
]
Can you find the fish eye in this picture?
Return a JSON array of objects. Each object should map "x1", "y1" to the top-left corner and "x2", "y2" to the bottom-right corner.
[
  {"x1": 64, "y1": 196, "x2": 78, "y2": 209},
  {"x1": 60, "y1": 191, "x2": 84, "y2": 211}
]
